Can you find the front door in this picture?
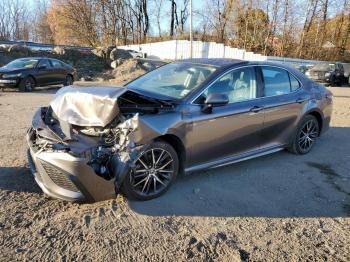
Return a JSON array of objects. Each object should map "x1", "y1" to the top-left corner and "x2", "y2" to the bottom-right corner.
[
  {"x1": 35, "y1": 59, "x2": 55, "y2": 85},
  {"x1": 188, "y1": 66, "x2": 265, "y2": 166}
]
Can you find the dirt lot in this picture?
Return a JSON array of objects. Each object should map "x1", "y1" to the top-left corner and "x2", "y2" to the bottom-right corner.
[{"x1": 0, "y1": 84, "x2": 349, "y2": 261}]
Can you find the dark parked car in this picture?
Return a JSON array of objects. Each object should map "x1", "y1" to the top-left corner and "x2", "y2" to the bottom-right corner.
[
  {"x1": 126, "y1": 49, "x2": 143, "y2": 58},
  {"x1": 342, "y1": 63, "x2": 350, "y2": 84},
  {"x1": 293, "y1": 64, "x2": 308, "y2": 74},
  {"x1": 0, "y1": 57, "x2": 76, "y2": 91},
  {"x1": 26, "y1": 59, "x2": 333, "y2": 202},
  {"x1": 305, "y1": 62, "x2": 344, "y2": 86}
]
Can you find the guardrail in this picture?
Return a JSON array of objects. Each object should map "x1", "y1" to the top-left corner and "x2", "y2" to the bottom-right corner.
[{"x1": 267, "y1": 56, "x2": 324, "y2": 66}]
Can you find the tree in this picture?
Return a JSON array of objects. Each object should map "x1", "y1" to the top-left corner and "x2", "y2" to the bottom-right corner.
[
  {"x1": 0, "y1": 0, "x2": 31, "y2": 41},
  {"x1": 32, "y1": 0, "x2": 54, "y2": 43},
  {"x1": 169, "y1": 0, "x2": 177, "y2": 36},
  {"x1": 234, "y1": 8, "x2": 269, "y2": 53},
  {"x1": 47, "y1": 0, "x2": 99, "y2": 46}
]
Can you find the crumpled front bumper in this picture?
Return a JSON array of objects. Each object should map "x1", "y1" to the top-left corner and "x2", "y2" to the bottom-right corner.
[{"x1": 26, "y1": 111, "x2": 116, "y2": 202}]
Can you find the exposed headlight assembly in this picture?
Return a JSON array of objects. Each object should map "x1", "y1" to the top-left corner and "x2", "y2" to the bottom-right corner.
[
  {"x1": 324, "y1": 72, "x2": 331, "y2": 77},
  {"x1": 2, "y1": 73, "x2": 22, "y2": 78}
]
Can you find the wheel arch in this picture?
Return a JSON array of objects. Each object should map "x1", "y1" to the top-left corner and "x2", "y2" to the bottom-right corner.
[
  {"x1": 27, "y1": 74, "x2": 37, "y2": 85},
  {"x1": 154, "y1": 134, "x2": 186, "y2": 174},
  {"x1": 67, "y1": 73, "x2": 74, "y2": 80},
  {"x1": 304, "y1": 109, "x2": 323, "y2": 135}
]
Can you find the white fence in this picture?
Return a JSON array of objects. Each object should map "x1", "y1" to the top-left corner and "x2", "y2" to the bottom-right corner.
[
  {"x1": 119, "y1": 40, "x2": 324, "y2": 66},
  {"x1": 119, "y1": 40, "x2": 267, "y2": 61}
]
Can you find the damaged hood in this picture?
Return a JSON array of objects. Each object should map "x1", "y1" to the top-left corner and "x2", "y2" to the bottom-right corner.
[{"x1": 50, "y1": 86, "x2": 126, "y2": 127}]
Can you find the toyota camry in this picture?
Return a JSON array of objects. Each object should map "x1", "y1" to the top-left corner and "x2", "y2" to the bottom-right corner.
[{"x1": 26, "y1": 59, "x2": 333, "y2": 202}]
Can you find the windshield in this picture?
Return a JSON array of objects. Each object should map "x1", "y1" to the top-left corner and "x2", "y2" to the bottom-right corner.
[
  {"x1": 127, "y1": 62, "x2": 217, "y2": 99},
  {"x1": 312, "y1": 63, "x2": 335, "y2": 71},
  {"x1": 4, "y1": 58, "x2": 39, "y2": 69}
]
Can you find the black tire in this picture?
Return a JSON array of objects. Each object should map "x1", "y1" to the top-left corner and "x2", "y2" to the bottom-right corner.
[
  {"x1": 121, "y1": 141, "x2": 179, "y2": 201},
  {"x1": 19, "y1": 76, "x2": 35, "y2": 92},
  {"x1": 336, "y1": 77, "x2": 342, "y2": 87},
  {"x1": 63, "y1": 75, "x2": 73, "y2": 86},
  {"x1": 288, "y1": 115, "x2": 320, "y2": 155}
]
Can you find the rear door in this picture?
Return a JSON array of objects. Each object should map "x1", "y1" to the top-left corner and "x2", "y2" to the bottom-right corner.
[
  {"x1": 258, "y1": 66, "x2": 309, "y2": 147},
  {"x1": 188, "y1": 66, "x2": 266, "y2": 166},
  {"x1": 50, "y1": 59, "x2": 67, "y2": 83}
]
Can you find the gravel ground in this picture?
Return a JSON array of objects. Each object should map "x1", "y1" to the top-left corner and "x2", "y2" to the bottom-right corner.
[{"x1": 0, "y1": 84, "x2": 349, "y2": 261}]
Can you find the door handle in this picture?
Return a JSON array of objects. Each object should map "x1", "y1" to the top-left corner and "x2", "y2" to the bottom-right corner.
[
  {"x1": 250, "y1": 106, "x2": 263, "y2": 113},
  {"x1": 296, "y1": 98, "x2": 308, "y2": 104}
]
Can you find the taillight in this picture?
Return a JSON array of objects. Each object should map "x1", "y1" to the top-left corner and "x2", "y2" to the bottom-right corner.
[
  {"x1": 325, "y1": 89, "x2": 333, "y2": 99},
  {"x1": 325, "y1": 89, "x2": 333, "y2": 103}
]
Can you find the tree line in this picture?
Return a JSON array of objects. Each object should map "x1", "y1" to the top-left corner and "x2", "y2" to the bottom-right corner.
[{"x1": 0, "y1": 0, "x2": 349, "y2": 61}]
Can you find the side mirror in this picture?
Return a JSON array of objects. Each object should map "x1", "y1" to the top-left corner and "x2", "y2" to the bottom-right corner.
[
  {"x1": 202, "y1": 93, "x2": 229, "y2": 113},
  {"x1": 37, "y1": 65, "x2": 46, "y2": 70}
]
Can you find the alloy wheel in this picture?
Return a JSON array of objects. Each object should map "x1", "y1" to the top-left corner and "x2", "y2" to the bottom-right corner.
[
  {"x1": 298, "y1": 119, "x2": 319, "y2": 151},
  {"x1": 25, "y1": 79, "x2": 34, "y2": 91},
  {"x1": 130, "y1": 148, "x2": 174, "y2": 196}
]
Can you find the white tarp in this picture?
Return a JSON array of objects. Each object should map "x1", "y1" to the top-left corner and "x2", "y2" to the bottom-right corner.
[{"x1": 50, "y1": 86, "x2": 126, "y2": 127}]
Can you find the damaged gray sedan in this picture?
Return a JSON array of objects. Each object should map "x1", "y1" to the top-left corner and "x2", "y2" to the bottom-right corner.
[{"x1": 26, "y1": 59, "x2": 332, "y2": 202}]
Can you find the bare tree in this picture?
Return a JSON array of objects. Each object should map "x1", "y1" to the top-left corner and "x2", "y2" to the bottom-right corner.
[
  {"x1": 155, "y1": 0, "x2": 164, "y2": 37},
  {"x1": 0, "y1": 0, "x2": 31, "y2": 41},
  {"x1": 169, "y1": 0, "x2": 178, "y2": 37},
  {"x1": 179, "y1": 0, "x2": 189, "y2": 32}
]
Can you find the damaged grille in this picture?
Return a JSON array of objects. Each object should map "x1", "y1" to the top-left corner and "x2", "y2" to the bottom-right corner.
[{"x1": 40, "y1": 161, "x2": 80, "y2": 192}]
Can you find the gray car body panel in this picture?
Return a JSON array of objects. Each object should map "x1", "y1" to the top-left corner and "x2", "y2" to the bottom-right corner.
[{"x1": 26, "y1": 59, "x2": 332, "y2": 202}]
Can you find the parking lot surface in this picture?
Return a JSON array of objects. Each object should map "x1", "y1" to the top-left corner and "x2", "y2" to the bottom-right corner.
[{"x1": 0, "y1": 86, "x2": 349, "y2": 261}]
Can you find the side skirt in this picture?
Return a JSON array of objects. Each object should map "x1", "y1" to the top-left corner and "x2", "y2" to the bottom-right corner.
[{"x1": 184, "y1": 145, "x2": 286, "y2": 174}]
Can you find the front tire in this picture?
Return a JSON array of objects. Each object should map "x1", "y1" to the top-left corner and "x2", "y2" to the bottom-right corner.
[
  {"x1": 19, "y1": 76, "x2": 35, "y2": 92},
  {"x1": 121, "y1": 141, "x2": 179, "y2": 201},
  {"x1": 63, "y1": 75, "x2": 73, "y2": 86},
  {"x1": 288, "y1": 115, "x2": 320, "y2": 155}
]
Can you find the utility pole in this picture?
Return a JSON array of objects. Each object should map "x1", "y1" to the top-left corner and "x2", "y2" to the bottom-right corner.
[{"x1": 189, "y1": 0, "x2": 193, "y2": 58}]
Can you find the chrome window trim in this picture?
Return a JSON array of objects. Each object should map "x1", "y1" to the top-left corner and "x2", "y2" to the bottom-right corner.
[{"x1": 190, "y1": 64, "x2": 303, "y2": 105}]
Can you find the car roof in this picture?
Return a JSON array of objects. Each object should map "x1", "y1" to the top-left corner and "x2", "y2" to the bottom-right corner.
[
  {"x1": 15, "y1": 57, "x2": 61, "y2": 61},
  {"x1": 177, "y1": 58, "x2": 247, "y2": 67},
  {"x1": 176, "y1": 58, "x2": 299, "y2": 69}
]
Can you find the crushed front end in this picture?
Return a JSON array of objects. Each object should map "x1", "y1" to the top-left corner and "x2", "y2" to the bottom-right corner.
[
  {"x1": 26, "y1": 107, "x2": 118, "y2": 202},
  {"x1": 26, "y1": 86, "x2": 175, "y2": 202}
]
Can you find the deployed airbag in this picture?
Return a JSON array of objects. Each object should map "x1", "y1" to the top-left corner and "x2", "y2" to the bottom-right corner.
[{"x1": 50, "y1": 86, "x2": 126, "y2": 127}]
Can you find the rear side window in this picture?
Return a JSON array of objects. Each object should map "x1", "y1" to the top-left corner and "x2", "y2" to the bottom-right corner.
[
  {"x1": 262, "y1": 67, "x2": 300, "y2": 96},
  {"x1": 289, "y1": 74, "x2": 300, "y2": 91},
  {"x1": 262, "y1": 67, "x2": 290, "y2": 96},
  {"x1": 51, "y1": 59, "x2": 63, "y2": 68}
]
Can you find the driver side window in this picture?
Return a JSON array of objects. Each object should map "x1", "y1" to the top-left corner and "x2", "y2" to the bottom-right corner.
[
  {"x1": 37, "y1": 59, "x2": 51, "y2": 68},
  {"x1": 203, "y1": 67, "x2": 257, "y2": 104}
]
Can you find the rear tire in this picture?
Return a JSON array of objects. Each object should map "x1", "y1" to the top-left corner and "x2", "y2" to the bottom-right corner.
[
  {"x1": 19, "y1": 76, "x2": 35, "y2": 92},
  {"x1": 121, "y1": 141, "x2": 179, "y2": 201},
  {"x1": 288, "y1": 115, "x2": 320, "y2": 155}
]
